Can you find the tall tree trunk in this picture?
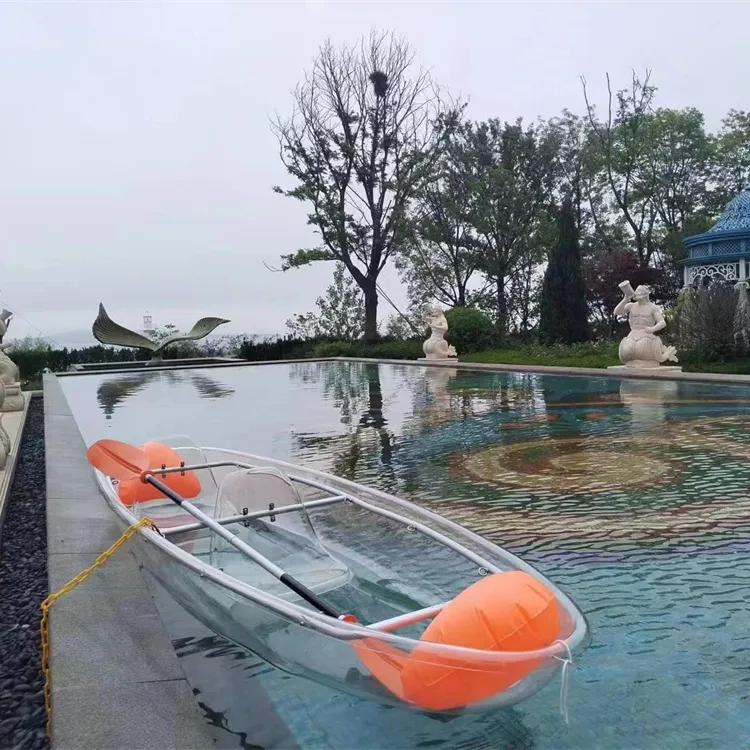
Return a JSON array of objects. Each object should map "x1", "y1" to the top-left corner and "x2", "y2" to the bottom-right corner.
[
  {"x1": 495, "y1": 276, "x2": 507, "y2": 336},
  {"x1": 363, "y1": 281, "x2": 379, "y2": 342},
  {"x1": 456, "y1": 285, "x2": 466, "y2": 307}
]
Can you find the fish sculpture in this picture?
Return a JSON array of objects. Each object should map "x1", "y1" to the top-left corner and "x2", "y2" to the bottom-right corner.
[{"x1": 92, "y1": 303, "x2": 229, "y2": 364}]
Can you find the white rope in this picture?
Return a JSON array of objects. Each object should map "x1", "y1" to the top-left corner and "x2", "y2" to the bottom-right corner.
[
  {"x1": 0, "y1": 296, "x2": 63, "y2": 348},
  {"x1": 374, "y1": 281, "x2": 422, "y2": 336},
  {"x1": 553, "y1": 639, "x2": 574, "y2": 725}
]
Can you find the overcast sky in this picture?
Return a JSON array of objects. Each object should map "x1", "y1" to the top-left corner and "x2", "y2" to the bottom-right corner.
[{"x1": 1, "y1": 1, "x2": 748, "y2": 344}]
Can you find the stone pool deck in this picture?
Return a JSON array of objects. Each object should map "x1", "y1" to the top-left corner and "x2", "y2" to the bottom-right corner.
[
  {"x1": 0, "y1": 393, "x2": 33, "y2": 538},
  {"x1": 42, "y1": 374, "x2": 214, "y2": 750}
]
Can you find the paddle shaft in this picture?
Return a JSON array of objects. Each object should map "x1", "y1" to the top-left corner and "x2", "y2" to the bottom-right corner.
[{"x1": 143, "y1": 473, "x2": 343, "y2": 619}]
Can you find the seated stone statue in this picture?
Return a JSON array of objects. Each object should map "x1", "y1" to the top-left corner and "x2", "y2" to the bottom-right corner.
[
  {"x1": 614, "y1": 281, "x2": 678, "y2": 368},
  {"x1": 0, "y1": 311, "x2": 23, "y2": 412},
  {"x1": 421, "y1": 304, "x2": 457, "y2": 360}
]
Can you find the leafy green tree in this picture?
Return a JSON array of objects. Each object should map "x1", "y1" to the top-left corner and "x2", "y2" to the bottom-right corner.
[
  {"x1": 286, "y1": 262, "x2": 364, "y2": 341},
  {"x1": 582, "y1": 71, "x2": 662, "y2": 265},
  {"x1": 465, "y1": 118, "x2": 559, "y2": 334},
  {"x1": 285, "y1": 312, "x2": 318, "y2": 340},
  {"x1": 397, "y1": 130, "x2": 489, "y2": 309},
  {"x1": 538, "y1": 197, "x2": 589, "y2": 344},
  {"x1": 714, "y1": 109, "x2": 750, "y2": 202},
  {"x1": 581, "y1": 71, "x2": 717, "y2": 277},
  {"x1": 383, "y1": 311, "x2": 421, "y2": 340},
  {"x1": 545, "y1": 110, "x2": 611, "y2": 253},
  {"x1": 3, "y1": 334, "x2": 51, "y2": 352},
  {"x1": 272, "y1": 30, "x2": 461, "y2": 341},
  {"x1": 648, "y1": 107, "x2": 714, "y2": 234}
]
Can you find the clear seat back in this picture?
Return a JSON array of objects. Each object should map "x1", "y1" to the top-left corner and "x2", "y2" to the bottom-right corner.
[{"x1": 210, "y1": 467, "x2": 351, "y2": 598}]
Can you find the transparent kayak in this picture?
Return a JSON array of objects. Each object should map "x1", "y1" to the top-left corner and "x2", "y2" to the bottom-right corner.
[{"x1": 92, "y1": 435, "x2": 590, "y2": 716}]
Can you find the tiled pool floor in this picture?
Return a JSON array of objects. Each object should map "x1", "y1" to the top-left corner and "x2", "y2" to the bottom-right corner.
[{"x1": 58, "y1": 362, "x2": 750, "y2": 749}]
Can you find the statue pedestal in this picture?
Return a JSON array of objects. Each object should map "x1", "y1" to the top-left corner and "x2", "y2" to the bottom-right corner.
[
  {"x1": 0, "y1": 383, "x2": 23, "y2": 412},
  {"x1": 419, "y1": 357, "x2": 458, "y2": 362},
  {"x1": 607, "y1": 365, "x2": 683, "y2": 373}
]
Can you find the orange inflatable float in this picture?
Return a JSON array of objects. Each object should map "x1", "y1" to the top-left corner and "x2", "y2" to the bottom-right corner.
[
  {"x1": 354, "y1": 570, "x2": 561, "y2": 711},
  {"x1": 117, "y1": 442, "x2": 201, "y2": 506}
]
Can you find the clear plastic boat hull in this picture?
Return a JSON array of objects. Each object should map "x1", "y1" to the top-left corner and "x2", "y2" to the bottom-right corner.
[{"x1": 94, "y1": 442, "x2": 590, "y2": 715}]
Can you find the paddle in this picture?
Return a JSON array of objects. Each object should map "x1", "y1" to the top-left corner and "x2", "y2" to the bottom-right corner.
[{"x1": 86, "y1": 438, "x2": 346, "y2": 620}]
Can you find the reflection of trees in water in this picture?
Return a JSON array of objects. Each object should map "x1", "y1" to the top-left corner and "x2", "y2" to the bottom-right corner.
[
  {"x1": 289, "y1": 362, "x2": 415, "y2": 485},
  {"x1": 289, "y1": 361, "x2": 370, "y2": 426},
  {"x1": 97, "y1": 370, "x2": 235, "y2": 418},
  {"x1": 409, "y1": 370, "x2": 546, "y2": 433},
  {"x1": 289, "y1": 363, "x2": 557, "y2": 484}
]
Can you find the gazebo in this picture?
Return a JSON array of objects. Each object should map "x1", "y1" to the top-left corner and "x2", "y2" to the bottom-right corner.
[{"x1": 682, "y1": 188, "x2": 750, "y2": 288}]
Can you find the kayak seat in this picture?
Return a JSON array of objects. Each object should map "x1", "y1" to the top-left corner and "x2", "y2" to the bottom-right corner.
[{"x1": 210, "y1": 468, "x2": 352, "y2": 598}]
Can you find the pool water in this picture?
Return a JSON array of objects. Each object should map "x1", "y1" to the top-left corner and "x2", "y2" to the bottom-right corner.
[{"x1": 59, "y1": 361, "x2": 750, "y2": 749}]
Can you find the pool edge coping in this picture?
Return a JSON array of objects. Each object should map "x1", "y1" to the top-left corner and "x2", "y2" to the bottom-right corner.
[
  {"x1": 48, "y1": 355, "x2": 750, "y2": 386},
  {"x1": 334, "y1": 357, "x2": 750, "y2": 385}
]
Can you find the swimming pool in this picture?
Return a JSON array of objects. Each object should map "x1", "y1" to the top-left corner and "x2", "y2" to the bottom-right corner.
[{"x1": 59, "y1": 361, "x2": 750, "y2": 749}]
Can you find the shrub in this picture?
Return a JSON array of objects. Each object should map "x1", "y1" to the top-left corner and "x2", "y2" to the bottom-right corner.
[
  {"x1": 309, "y1": 339, "x2": 423, "y2": 360},
  {"x1": 238, "y1": 336, "x2": 316, "y2": 361},
  {"x1": 445, "y1": 307, "x2": 496, "y2": 353},
  {"x1": 309, "y1": 341, "x2": 356, "y2": 358},
  {"x1": 8, "y1": 343, "x2": 144, "y2": 387},
  {"x1": 675, "y1": 284, "x2": 738, "y2": 361},
  {"x1": 361, "y1": 340, "x2": 423, "y2": 360}
]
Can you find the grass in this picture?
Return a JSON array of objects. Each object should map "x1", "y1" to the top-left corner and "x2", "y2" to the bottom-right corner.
[
  {"x1": 461, "y1": 341, "x2": 750, "y2": 375},
  {"x1": 463, "y1": 349, "x2": 619, "y2": 369},
  {"x1": 462, "y1": 341, "x2": 620, "y2": 369},
  {"x1": 680, "y1": 359, "x2": 750, "y2": 375}
]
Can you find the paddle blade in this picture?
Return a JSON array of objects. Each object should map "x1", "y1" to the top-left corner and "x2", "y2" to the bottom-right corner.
[{"x1": 86, "y1": 439, "x2": 149, "y2": 480}]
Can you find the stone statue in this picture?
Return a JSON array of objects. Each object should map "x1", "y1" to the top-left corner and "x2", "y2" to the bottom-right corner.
[
  {"x1": 613, "y1": 281, "x2": 678, "y2": 369},
  {"x1": 0, "y1": 381, "x2": 9, "y2": 469},
  {"x1": 0, "y1": 312, "x2": 24, "y2": 412},
  {"x1": 92, "y1": 304, "x2": 230, "y2": 365},
  {"x1": 0, "y1": 310, "x2": 12, "y2": 344},
  {"x1": 421, "y1": 304, "x2": 457, "y2": 361}
]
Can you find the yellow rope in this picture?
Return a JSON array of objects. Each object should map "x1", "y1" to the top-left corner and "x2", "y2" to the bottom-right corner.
[{"x1": 40, "y1": 517, "x2": 159, "y2": 738}]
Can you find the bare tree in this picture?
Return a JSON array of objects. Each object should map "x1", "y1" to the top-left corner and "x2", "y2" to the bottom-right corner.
[
  {"x1": 581, "y1": 70, "x2": 660, "y2": 265},
  {"x1": 272, "y1": 30, "x2": 462, "y2": 341}
]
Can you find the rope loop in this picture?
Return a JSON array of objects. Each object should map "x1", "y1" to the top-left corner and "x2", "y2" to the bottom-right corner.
[{"x1": 553, "y1": 639, "x2": 574, "y2": 725}]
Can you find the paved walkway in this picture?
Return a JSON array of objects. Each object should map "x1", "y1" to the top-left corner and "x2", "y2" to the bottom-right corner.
[{"x1": 43, "y1": 374, "x2": 214, "y2": 750}]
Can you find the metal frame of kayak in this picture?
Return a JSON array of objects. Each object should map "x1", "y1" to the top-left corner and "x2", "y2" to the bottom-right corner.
[
  {"x1": 92, "y1": 446, "x2": 588, "y2": 664},
  {"x1": 155, "y1": 461, "x2": 475, "y2": 631}
]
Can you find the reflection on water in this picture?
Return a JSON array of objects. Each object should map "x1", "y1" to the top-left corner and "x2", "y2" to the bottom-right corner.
[
  {"x1": 619, "y1": 378, "x2": 679, "y2": 430},
  {"x1": 58, "y1": 362, "x2": 750, "y2": 749},
  {"x1": 96, "y1": 369, "x2": 234, "y2": 418}
]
